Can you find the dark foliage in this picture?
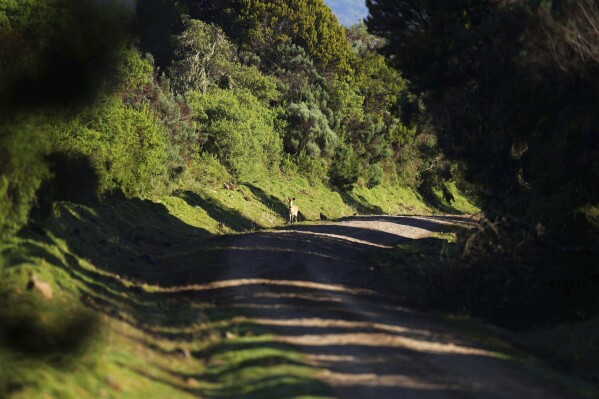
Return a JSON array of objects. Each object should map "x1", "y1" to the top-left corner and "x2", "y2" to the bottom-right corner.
[
  {"x1": 367, "y1": 0, "x2": 599, "y2": 325},
  {"x1": 29, "y1": 152, "x2": 99, "y2": 223},
  {"x1": 366, "y1": 0, "x2": 599, "y2": 241},
  {"x1": 329, "y1": 143, "x2": 360, "y2": 189},
  {"x1": 136, "y1": 0, "x2": 185, "y2": 69},
  {"x1": 0, "y1": 0, "x2": 134, "y2": 109}
]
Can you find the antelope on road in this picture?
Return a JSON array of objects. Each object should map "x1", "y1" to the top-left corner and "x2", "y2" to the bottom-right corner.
[{"x1": 288, "y1": 197, "x2": 298, "y2": 224}]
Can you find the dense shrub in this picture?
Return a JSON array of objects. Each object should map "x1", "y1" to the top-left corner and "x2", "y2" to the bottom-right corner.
[
  {"x1": 169, "y1": 18, "x2": 237, "y2": 95},
  {"x1": 52, "y1": 100, "x2": 169, "y2": 197},
  {"x1": 0, "y1": 0, "x2": 133, "y2": 109},
  {"x1": 291, "y1": 151, "x2": 328, "y2": 183},
  {"x1": 284, "y1": 102, "x2": 337, "y2": 159},
  {"x1": 268, "y1": 44, "x2": 327, "y2": 103},
  {"x1": 365, "y1": 163, "x2": 384, "y2": 188},
  {"x1": 184, "y1": 0, "x2": 351, "y2": 71},
  {"x1": 187, "y1": 88, "x2": 282, "y2": 178},
  {"x1": 0, "y1": 115, "x2": 50, "y2": 237},
  {"x1": 168, "y1": 18, "x2": 281, "y2": 103},
  {"x1": 329, "y1": 143, "x2": 360, "y2": 189}
]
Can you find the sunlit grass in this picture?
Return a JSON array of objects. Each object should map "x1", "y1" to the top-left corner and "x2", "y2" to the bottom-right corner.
[{"x1": 432, "y1": 182, "x2": 480, "y2": 215}]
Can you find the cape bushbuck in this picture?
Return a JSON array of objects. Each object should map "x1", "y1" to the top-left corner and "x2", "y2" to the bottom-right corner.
[{"x1": 288, "y1": 197, "x2": 298, "y2": 224}]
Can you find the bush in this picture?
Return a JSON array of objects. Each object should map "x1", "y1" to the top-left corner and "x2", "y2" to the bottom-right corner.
[
  {"x1": 176, "y1": 152, "x2": 232, "y2": 190},
  {"x1": 395, "y1": 144, "x2": 421, "y2": 188},
  {"x1": 53, "y1": 100, "x2": 169, "y2": 197},
  {"x1": 284, "y1": 102, "x2": 338, "y2": 158},
  {"x1": 187, "y1": 88, "x2": 282, "y2": 178},
  {"x1": 169, "y1": 19, "x2": 237, "y2": 95},
  {"x1": 0, "y1": 115, "x2": 50, "y2": 237},
  {"x1": 365, "y1": 163, "x2": 384, "y2": 188},
  {"x1": 329, "y1": 143, "x2": 360, "y2": 189},
  {"x1": 292, "y1": 151, "x2": 328, "y2": 183}
]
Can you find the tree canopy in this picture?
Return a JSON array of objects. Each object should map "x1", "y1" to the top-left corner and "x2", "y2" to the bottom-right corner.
[
  {"x1": 182, "y1": 0, "x2": 352, "y2": 72},
  {"x1": 367, "y1": 0, "x2": 599, "y2": 242}
]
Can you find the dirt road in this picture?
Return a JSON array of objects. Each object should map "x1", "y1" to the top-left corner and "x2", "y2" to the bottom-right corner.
[{"x1": 213, "y1": 216, "x2": 573, "y2": 399}]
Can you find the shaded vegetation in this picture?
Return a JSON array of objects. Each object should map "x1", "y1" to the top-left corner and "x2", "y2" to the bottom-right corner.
[
  {"x1": 366, "y1": 0, "x2": 599, "y2": 384},
  {"x1": 378, "y1": 224, "x2": 599, "y2": 388}
]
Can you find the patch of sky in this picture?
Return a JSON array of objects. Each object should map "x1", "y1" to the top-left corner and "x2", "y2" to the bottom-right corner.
[{"x1": 324, "y1": 0, "x2": 368, "y2": 27}]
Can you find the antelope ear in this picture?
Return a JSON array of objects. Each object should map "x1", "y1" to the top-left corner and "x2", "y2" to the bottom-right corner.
[
  {"x1": 287, "y1": 197, "x2": 290, "y2": 201},
  {"x1": 292, "y1": 197, "x2": 296, "y2": 201}
]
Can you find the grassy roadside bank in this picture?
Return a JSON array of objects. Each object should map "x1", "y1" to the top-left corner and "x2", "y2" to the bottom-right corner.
[
  {"x1": 0, "y1": 197, "x2": 321, "y2": 399},
  {"x1": 374, "y1": 230, "x2": 599, "y2": 399},
  {"x1": 0, "y1": 166, "x2": 477, "y2": 398}
]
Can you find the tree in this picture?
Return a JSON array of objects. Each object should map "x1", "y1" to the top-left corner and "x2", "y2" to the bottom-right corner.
[
  {"x1": 168, "y1": 18, "x2": 281, "y2": 103},
  {"x1": 136, "y1": 0, "x2": 185, "y2": 69},
  {"x1": 182, "y1": 0, "x2": 352, "y2": 72},
  {"x1": 0, "y1": 0, "x2": 134, "y2": 108},
  {"x1": 366, "y1": 0, "x2": 599, "y2": 239},
  {"x1": 346, "y1": 22, "x2": 385, "y2": 58},
  {"x1": 169, "y1": 19, "x2": 236, "y2": 94},
  {"x1": 269, "y1": 43, "x2": 327, "y2": 104},
  {"x1": 329, "y1": 142, "x2": 360, "y2": 189}
]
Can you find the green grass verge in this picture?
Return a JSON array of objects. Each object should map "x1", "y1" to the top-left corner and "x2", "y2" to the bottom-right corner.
[{"x1": 166, "y1": 155, "x2": 479, "y2": 230}]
